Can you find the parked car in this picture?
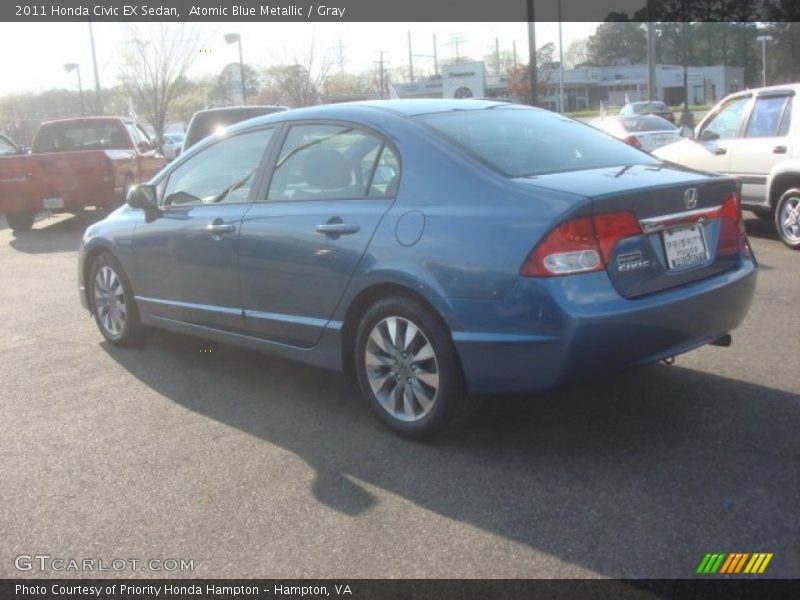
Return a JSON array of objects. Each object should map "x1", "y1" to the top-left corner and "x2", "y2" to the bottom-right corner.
[
  {"x1": 620, "y1": 101, "x2": 676, "y2": 124},
  {"x1": 0, "y1": 117, "x2": 165, "y2": 232},
  {"x1": 78, "y1": 100, "x2": 756, "y2": 438},
  {"x1": 183, "y1": 105, "x2": 287, "y2": 152},
  {"x1": 654, "y1": 84, "x2": 800, "y2": 249},
  {"x1": 0, "y1": 133, "x2": 26, "y2": 156},
  {"x1": 592, "y1": 115, "x2": 682, "y2": 152},
  {"x1": 161, "y1": 132, "x2": 185, "y2": 161}
]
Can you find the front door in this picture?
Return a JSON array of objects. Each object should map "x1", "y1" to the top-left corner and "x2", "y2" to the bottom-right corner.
[{"x1": 132, "y1": 127, "x2": 275, "y2": 331}]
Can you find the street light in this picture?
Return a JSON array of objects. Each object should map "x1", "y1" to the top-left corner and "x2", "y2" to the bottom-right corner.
[
  {"x1": 756, "y1": 35, "x2": 773, "y2": 87},
  {"x1": 224, "y1": 33, "x2": 246, "y2": 104},
  {"x1": 64, "y1": 63, "x2": 85, "y2": 116}
]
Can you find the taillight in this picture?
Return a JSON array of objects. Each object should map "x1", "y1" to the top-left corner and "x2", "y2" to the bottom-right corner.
[
  {"x1": 521, "y1": 212, "x2": 642, "y2": 277},
  {"x1": 622, "y1": 135, "x2": 642, "y2": 149},
  {"x1": 717, "y1": 192, "x2": 749, "y2": 255}
]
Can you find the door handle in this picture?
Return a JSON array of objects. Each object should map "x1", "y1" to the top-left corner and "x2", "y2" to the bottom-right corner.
[
  {"x1": 773, "y1": 145, "x2": 788, "y2": 154},
  {"x1": 713, "y1": 148, "x2": 727, "y2": 156},
  {"x1": 316, "y1": 223, "x2": 360, "y2": 235},
  {"x1": 204, "y1": 222, "x2": 236, "y2": 235}
]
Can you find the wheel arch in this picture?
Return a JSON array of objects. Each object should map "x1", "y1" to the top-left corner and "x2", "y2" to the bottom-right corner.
[
  {"x1": 768, "y1": 167, "x2": 800, "y2": 208},
  {"x1": 339, "y1": 282, "x2": 454, "y2": 375}
]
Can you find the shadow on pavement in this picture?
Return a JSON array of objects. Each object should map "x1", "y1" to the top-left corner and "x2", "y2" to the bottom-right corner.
[
  {"x1": 7, "y1": 211, "x2": 106, "y2": 254},
  {"x1": 101, "y1": 329, "x2": 800, "y2": 578}
]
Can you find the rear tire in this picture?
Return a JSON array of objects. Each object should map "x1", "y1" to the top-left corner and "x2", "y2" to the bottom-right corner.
[
  {"x1": 775, "y1": 188, "x2": 800, "y2": 249},
  {"x1": 6, "y1": 211, "x2": 34, "y2": 232},
  {"x1": 354, "y1": 295, "x2": 466, "y2": 439},
  {"x1": 89, "y1": 252, "x2": 145, "y2": 346}
]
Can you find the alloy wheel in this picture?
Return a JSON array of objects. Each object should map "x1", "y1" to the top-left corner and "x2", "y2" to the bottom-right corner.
[
  {"x1": 93, "y1": 265, "x2": 127, "y2": 338},
  {"x1": 364, "y1": 316, "x2": 440, "y2": 422}
]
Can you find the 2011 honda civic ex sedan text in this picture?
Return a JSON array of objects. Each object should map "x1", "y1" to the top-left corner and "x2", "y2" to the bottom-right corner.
[{"x1": 78, "y1": 100, "x2": 757, "y2": 437}]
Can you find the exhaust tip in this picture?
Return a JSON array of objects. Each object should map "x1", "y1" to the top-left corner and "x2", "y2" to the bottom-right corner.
[{"x1": 709, "y1": 334, "x2": 732, "y2": 347}]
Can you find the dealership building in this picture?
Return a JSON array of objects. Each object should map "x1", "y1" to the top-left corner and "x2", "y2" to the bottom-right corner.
[{"x1": 393, "y1": 61, "x2": 745, "y2": 110}]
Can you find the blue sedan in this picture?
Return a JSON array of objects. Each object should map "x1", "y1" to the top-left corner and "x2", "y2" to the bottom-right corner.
[{"x1": 78, "y1": 100, "x2": 757, "y2": 437}]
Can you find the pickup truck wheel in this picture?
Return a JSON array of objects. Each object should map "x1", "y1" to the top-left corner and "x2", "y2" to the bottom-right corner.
[
  {"x1": 775, "y1": 188, "x2": 800, "y2": 249},
  {"x1": 354, "y1": 296, "x2": 466, "y2": 439},
  {"x1": 89, "y1": 253, "x2": 145, "y2": 345},
  {"x1": 6, "y1": 212, "x2": 35, "y2": 232}
]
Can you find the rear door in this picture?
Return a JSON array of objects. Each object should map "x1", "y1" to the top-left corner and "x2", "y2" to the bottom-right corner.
[
  {"x1": 132, "y1": 127, "x2": 275, "y2": 331},
  {"x1": 727, "y1": 92, "x2": 793, "y2": 207},
  {"x1": 238, "y1": 122, "x2": 399, "y2": 347}
]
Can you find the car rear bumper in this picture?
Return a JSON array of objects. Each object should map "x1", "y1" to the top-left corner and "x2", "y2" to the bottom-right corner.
[{"x1": 438, "y1": 257, "x2": 757, "y2": 394}]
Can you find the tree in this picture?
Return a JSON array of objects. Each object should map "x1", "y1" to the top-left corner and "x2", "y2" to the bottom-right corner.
[
  {"x1": 119, "y1": 24, "x2": 200, "y2": 140},
  {"x1": 208, "y1": 64, "x2": 264, "y2": 106},
  {"x1": 584, "y1": 21, "x2": 647, "y2": 66},
  {"x1": 564, "y1": 39, "x2": 588, "y2": 68},
  {"x1": 261, "y1": 65, "x2": 321, "y2": 107},
  {"x1": 506, "y1": 64, "x2": 552, "y2": 105}
]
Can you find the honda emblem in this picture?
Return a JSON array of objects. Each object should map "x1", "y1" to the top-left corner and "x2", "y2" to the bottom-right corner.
[{"x1": 684, "y1": 188, "x2": 698, "y2": 210}]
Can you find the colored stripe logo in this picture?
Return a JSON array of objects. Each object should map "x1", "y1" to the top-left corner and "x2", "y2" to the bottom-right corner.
[{"x1": 696, "y1": 553, "x2": 773, "y2": 574}]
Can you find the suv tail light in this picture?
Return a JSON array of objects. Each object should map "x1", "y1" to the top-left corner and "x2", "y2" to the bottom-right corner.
[
  {"x1": 716, "y1": 192, "x2": 749, "y2": 255},
  {"x1": 521, "y1": 212, "x2": 641, "y2": 277}
]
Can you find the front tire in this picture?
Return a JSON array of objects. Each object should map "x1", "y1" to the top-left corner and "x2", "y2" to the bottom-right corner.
[
  {"x1": 6, "y1": 211, "x2": 34, "y2": 232},
  {"x1": 89, "y1": 253, "x2": 145, "y2": 345},
  {"x1": 354, "y1": 296, "x2": 465, "y2": 438},
  {"x1": 775, "y1": 188, "x2": 800, "y2": 249}
]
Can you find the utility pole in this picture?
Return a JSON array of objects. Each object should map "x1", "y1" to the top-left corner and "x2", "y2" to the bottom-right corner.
[
  {"x1": 376, "y1": 51, "x2": 388, "y2": 99},
  {"x1": 88, "y1": 22, "x2": 102, "y2": 114},
  {"x1": 513, "y1": 40, "x2": 517, "y2": 66},
  {"x1": 336, "y1": 38, "x2": 346, "y2": 72},
  {"x1": 433, "y1": 34, "x2": 438, "y2": 76},
  {"x1": 408, "y1": 32, "x2": 414, "y2": 82},
  {"x1": 558, "y1": 0, "x2": 564, "y2": 112},
  {"x1": 527, "y1": 0, "x2": 538, "y2": 106},
  {"x1": 495, "y1": 37, "x2": 500, "y2": 75},
  {"x1": 647, "y1": 22, "x2": 656, "y2": 100}
]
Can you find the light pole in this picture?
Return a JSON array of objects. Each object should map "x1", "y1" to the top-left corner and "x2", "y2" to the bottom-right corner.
[
  {"x1": 557, "y1": 0, "x2": 564, "y2": 113},
  {"x1": 756, "y1": 35, "x2": 773, "y2": 87},
  {"x1": 64, "y1": 63, "x2": 85, "y2": 116},
  {"x1": 224, "y1": 33, "x2": 246, "y2": 104}
]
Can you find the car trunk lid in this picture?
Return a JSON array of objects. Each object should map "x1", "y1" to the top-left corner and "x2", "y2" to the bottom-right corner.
[{"x1": 516, "y1": 164, "x2": 748, "y2": 298}]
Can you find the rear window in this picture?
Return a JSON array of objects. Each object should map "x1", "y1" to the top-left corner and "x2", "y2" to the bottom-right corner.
[
  {"x1": 34, "y1": 122, "x2": 129, "y2": 153},
  {"x1": 634, "y1": 102, "x2": 669, "y2": 114},
  {"x1": 185, "y1": 107, "x2": 285, "y2": 149},
  {"x1": 619, "y1": 116, "x2": 677, "y2": 132},
  {"x1": 418, "y1": 108, "x2": 659, "y2": 177}
]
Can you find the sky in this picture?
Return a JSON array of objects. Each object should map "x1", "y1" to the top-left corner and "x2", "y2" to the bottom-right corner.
[{"x1": 0, "y1": 21, "x2": 599, "y2": 96}]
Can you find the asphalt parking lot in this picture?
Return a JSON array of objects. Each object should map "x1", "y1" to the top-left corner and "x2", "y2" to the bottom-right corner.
[{"x1": 1, "y1": 210, "x2": 797, "y2": 579}]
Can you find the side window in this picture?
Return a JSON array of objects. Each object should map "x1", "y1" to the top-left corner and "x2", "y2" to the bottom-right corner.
[
  {"x1": 777, "y1": 99, "x2": 792, "y2": 137},
  {"x1": 699, "y1": 96, "x2": 749, "y2": 140},
  {"x1": 266, "y1": 124, "x2": 396, "y2": 201},
  {"x1": 0, "y1": 137, "x2": 16, "y2": 155},
  {"x1": 745, "y1": 96, "x2": 790, "y2": 138},
  {"x1": 368, "y1": 145, "x2": 400, "y2": 197},
  {"x1": 163, "y1": 128, "x2": 273, "y2": 206}
]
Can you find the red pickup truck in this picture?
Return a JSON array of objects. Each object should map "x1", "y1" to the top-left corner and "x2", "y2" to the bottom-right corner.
[{"x1": 0, "y1": 117, "x2": 165, "y2": 232}]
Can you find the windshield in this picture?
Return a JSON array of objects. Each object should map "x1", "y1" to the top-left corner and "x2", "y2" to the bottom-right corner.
[{"x1": 418, "y1": 107, "x2": 659, "y2": 177}]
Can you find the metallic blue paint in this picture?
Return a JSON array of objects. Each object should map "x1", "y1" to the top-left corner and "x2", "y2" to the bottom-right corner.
[{"x1": 79, "y1": 101, "x2": 757, "y2": 395}]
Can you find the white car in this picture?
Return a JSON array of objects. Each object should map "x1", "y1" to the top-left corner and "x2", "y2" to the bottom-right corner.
[
  {"x1": 592, "y1": 115, "x2": 682, "y2": 153},
  {"x1": 161, "y1": 132, "x2": 185, "y2": 161},
  {"x1": 654, "y1": 84, "x2": 800, "y2": 249}
]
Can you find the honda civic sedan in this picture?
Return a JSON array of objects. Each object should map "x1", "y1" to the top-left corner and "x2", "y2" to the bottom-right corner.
[{"x1": 78, "y1": 100, "x2": 757, "y2": 437}]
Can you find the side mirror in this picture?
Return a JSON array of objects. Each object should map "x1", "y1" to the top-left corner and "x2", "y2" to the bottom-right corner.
[
  {"x1": 137, "y1": 140, "x2": 155, "y2": 153},
  {"x1": 698, "y1": 129, "x2": 720, "y2": 142},
  {"x1": 679, "y1": 126, "x2": 694, "y2": 139},
  {"x1": 127, "y1": 184, "x2": 157, "y2": 209}
]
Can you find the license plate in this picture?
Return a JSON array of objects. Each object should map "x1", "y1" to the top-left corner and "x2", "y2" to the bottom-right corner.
[
  {"x1": 663, "y1": 224, "x2": 709, "y2": 270},
  {"x1": 43, "y1": 197, "x2": 63, "y2": 209}
]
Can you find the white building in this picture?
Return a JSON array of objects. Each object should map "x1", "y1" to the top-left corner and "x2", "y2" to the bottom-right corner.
[{"x1": 394, "y1": 61, "x2": 745, "y2": 110}]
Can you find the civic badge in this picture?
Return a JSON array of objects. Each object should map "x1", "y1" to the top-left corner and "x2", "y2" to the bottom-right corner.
[{"x1": 684, "y1": 188, "x2": 698, "y2": 210}]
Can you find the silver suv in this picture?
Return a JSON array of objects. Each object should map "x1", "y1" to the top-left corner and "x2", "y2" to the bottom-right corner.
[{"x1": 654, "y1": 84, "x2": 799, "y2": 249}]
